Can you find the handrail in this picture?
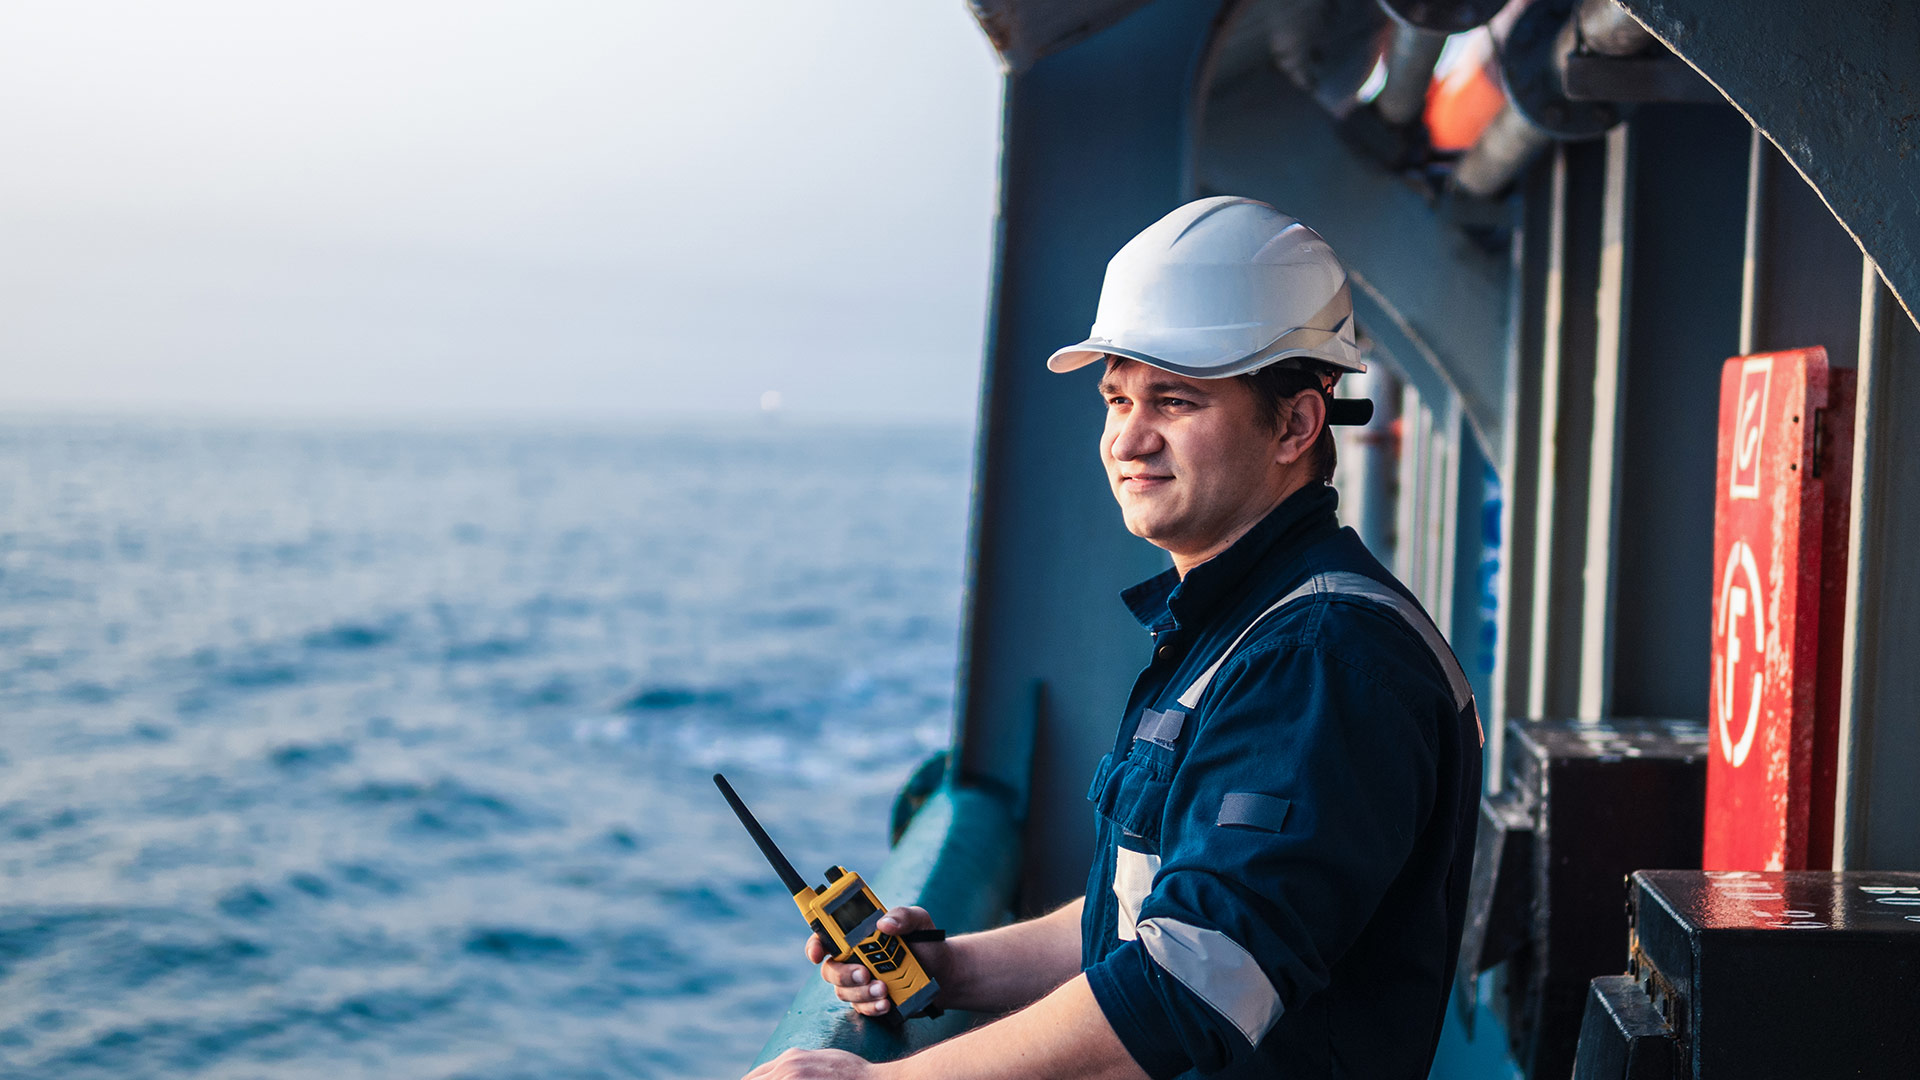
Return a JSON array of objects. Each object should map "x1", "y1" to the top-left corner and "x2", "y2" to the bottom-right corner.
[{"x1": 751, "y1": 782, "x2": 1024, "y2": 1067}]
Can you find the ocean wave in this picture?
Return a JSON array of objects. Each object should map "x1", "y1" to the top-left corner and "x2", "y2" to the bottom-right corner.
[
  {"x1": 339, "y1": 777, "x2": 550, "y2": 839},
  {"x1": 462, "y1": 927, "x2": 581, "y2": 965},
  {"x1": 301, "y1": 621, "x2": 400, "y2": 651},
  {"x1": 58, "y1": 680, "x2": 117, "y2": 704},
  {"x1": 494, "y1": 673, "x2": 578, "y2": 710},
  {"x1": 212, "y1": 660, "x2": 303, "y2": 691},
  {"x1": 267, "y1": 741, "x2": 354, "y2": 773},
  {"x1": 108, "y1": 933, "x2": 270, "y2": 990},
  {"x1": 0, "y1": 804, "x2": 91, "y2": 843},
  {"x1": 141, "y1": 774, "x2": 265, "y2": 819},
  {"x1": 616, "y1": 685, "x2": 732, "y2": 712},
  {"x1": 441, "y1": 637, "x2": 534, "y2": 664}
]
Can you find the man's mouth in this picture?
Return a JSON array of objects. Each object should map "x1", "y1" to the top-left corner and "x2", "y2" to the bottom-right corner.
[{"x1": 1119, "y1": 472, "x2": 1173, "y2": 490}]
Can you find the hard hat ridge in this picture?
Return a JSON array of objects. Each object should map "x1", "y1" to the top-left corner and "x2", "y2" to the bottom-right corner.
[{"x1": 1047, "y1": 195, "x2": 1367, "y2": 380}]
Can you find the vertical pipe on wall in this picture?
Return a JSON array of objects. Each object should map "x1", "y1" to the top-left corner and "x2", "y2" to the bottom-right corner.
[
  {"x1": 1737, "y1": 130, "x2": 1765, "y2": 356},
  {"x1": 1448, "y1": 420, "x2": 1492, "y2": 705},
  {"x1": 1433, "y1": 403, "x2": 1463, "y2": 636},
  {"x1": 1834, "y1": 264, "x2": 1920, "y2": 870},
  {"x1": 1489, "y1": 160, "x2": 1555, "y2": 787},
  {"x1": 1526, "y1": 141, "x2": 1606, "y2": 719},
  {"x1": 1396, "y1": 382, "x2": 1429, "y2": 599},
  {"x1": 1524, "y1": 148, "x2": 1569, "y2": 718},
  {"x1": 1577, "y1": 123, "x2": 1633, "y2": 719}
]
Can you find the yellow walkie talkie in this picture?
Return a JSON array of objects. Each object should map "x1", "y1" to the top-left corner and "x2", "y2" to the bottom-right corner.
[{"x1": 713, "y1": 773, "x2": 941, "y2": 1020}]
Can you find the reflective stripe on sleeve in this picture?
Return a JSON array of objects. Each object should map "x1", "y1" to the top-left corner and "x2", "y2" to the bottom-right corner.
[
  {"x1": 1135, "y1": 918, "x2": 1284, "y2": 1047},
  {"x1": 1114, "y1": 846, "x2": 1160, "y2": 941}
]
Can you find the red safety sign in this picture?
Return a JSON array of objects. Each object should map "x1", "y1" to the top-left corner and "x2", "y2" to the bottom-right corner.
[{"x1": 1703, "y1": 347, "x2": 1854, "y2": 871}]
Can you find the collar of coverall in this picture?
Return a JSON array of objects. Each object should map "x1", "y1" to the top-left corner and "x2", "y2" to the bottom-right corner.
[{"x1": 1120, "y1": 483, "x2": 1340, "y2": 636}]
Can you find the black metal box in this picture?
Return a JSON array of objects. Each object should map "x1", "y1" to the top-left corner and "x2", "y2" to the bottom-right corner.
[
  {"x1": 1574, "y1": 974, "x2": 1677, "y2": 1080},
  {"x1": 1626, "y1": 869, "x2": 1920, "y2": 1079},
  {"x1": 1463, "y1": 717, "x2": 1708, "y2": 1079}
]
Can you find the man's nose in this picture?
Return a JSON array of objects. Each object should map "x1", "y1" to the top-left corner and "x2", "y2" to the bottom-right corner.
[{"x1": 1108, "y1": 407, "x2": 1163, "y2": 461}]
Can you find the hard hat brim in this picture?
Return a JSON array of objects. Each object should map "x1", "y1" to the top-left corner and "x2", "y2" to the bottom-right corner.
[{"x1": 1045, "y1": 329, "x2": 1366, "y2": 379}]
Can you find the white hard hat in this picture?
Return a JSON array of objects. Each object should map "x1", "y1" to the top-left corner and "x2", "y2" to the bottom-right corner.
[{"x1": 1047, "y1": 196, "x2": 1366, "y2": 378}]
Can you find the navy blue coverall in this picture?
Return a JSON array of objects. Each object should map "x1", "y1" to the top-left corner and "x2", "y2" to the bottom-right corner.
[{"x1": 1081, "y1": 484, "x2": 1482, "y2": 1078}]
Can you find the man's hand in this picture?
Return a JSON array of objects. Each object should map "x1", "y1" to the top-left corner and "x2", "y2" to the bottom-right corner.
[
  {"x1": 806, "y1": 905, "x2": 949, "y2": 1017},
  {"x1": 743, "y1": 1048, "x2": 876, "y2": 1079}
]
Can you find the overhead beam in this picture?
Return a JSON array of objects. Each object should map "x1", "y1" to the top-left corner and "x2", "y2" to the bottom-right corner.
[{"x1": 1620, "y1": 0, "x2": 1920, "y2": 330}]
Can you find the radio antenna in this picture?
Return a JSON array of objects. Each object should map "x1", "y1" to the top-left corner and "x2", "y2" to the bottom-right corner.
[{"x1": 713, "y1": 773, "x2": 807, "y2": 896}]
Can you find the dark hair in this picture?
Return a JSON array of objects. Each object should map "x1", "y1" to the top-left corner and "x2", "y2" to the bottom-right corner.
[{"x1": 1239, "y1": 363, "x2": 1337, "y2": 484}]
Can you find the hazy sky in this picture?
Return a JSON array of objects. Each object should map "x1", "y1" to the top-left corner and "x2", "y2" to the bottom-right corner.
[{"x1": 0, "y1": 2, "x2": 1003, "y2": 421}]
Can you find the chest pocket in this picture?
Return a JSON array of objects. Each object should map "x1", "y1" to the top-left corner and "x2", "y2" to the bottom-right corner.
[
  {"x1": 1090, "y1": 738, "x2": 1176, "y2": 942},
  {"x1": 1089, "y1": 742, "x2": 1173, "y2": 844}
]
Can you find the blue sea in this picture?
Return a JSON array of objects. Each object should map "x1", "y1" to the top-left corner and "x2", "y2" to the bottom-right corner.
[{"x1": 0, "y1": 416, "x2": 973, "y2": 1080}]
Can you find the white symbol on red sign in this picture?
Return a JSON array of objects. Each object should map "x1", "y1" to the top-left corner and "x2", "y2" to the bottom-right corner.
[
  {"x1": 1729, "y1": 358, "x2": 1771, "y2": 500},
  {"x1": 1716, "y1": 539, "x2": 1765, "y2": 766}
]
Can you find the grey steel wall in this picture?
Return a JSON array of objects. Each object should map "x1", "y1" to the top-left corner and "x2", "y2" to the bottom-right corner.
[
  {"x1": 1603, "y1": 104, "x2": 1750, "y2": 718},
  {"x1": 954, "y1": 0, "x2": 1227, "y2": 915}
]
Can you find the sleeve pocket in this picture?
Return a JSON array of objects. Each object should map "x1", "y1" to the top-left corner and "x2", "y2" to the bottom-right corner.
[{"x1": 1216, "y1": 791, "x2": 1291, "y2": 833}]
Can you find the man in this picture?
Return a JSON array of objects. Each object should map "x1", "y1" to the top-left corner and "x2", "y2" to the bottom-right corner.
[{"x1": 746, "y1": 197, "x2": 1482, "y2": 1079}]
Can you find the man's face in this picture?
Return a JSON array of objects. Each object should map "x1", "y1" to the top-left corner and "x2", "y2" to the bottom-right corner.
[{"x1": 1097, "y1": 359, "x2": 1292, "y2": 563}]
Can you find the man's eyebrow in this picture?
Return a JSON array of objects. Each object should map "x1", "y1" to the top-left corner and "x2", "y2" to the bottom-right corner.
[
  {"x1": 1098, "y1": 378, "x2": 1210, "y2": 398},
  {"x1": 1140, "y1": 379, "x2": 1210, "y2": 398}
]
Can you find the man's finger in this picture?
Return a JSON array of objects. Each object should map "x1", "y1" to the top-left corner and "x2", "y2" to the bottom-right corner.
[
  {"x1": 837, "y1": 978, "x2": 892, "y2": 1008},
  {"x1": 804, "y1": 933, "x2": 827, "y2": 965},
  {"x1": 873, "y1": 905, "x2": 929, "y2": 935},
  {"x1": 820, "y1": 959, "x2": 871, "y2": 989}
]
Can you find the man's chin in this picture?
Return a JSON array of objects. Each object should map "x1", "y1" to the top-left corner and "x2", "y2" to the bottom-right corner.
[{"x1": 1119, "y1": 511, "x2": 1177, "y2": 548}]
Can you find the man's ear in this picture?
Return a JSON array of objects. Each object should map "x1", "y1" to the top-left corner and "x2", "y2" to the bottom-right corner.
[{"x1": 1274, "y1": 390, "x2": 1326, "y2": 466}]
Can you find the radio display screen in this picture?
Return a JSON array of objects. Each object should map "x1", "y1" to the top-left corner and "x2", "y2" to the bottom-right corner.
[{"x1": 829, "y1": 889, "x2": 879, "y2": 931}]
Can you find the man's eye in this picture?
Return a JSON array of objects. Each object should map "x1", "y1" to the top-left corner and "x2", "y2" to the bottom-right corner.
[{"x1": 1160, "y1": 397, "x2": 1194, "y2": 409}]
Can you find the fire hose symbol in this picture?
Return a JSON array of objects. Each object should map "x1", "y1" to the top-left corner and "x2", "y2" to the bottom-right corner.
[
  {"x1": 1730, "y1": 358, "x2": 1770, "y2": 499},
  {"x1": 1716, "y1": 539, "x2": 1765, "y2": 767}
]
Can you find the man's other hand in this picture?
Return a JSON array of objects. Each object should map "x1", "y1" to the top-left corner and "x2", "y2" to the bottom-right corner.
[
  {"x1": 743, "y1": 1047, "x2": 875, "y2": 1079},
  {"x1": 805, "y1": 905, "x2": 947, "y2": 1017}
]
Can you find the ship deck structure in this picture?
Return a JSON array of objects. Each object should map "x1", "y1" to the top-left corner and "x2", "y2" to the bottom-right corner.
[{"x1": 756, "y1": 2, "x2": 1920, "y2": 1075}]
